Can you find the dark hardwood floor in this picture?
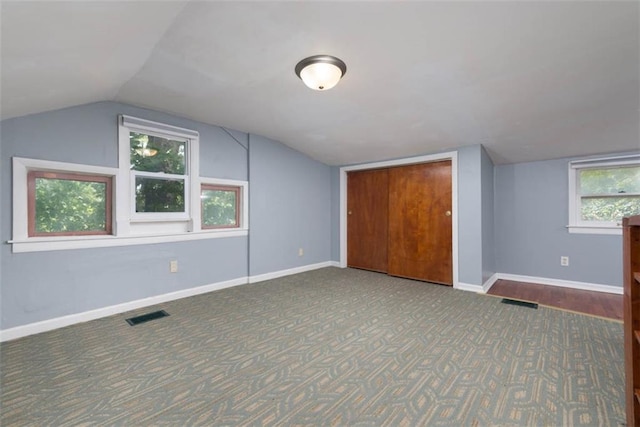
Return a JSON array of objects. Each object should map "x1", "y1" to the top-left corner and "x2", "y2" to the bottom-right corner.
[{"x1": 487, "y1": 279, "x2": 623, "y2": 321}]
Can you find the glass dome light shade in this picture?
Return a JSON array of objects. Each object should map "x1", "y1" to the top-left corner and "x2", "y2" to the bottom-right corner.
[{"x1": 295, "y1": 55, "x2": 347, "y2": 91}]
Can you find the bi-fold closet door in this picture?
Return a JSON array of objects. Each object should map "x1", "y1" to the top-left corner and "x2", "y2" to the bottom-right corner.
[{"x1": 347, "y1": 160, "x2": 453, "y2": 285}]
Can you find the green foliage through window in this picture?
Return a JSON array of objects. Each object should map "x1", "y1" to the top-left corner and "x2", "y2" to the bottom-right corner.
[
  {"x1": 34, "y1": 176, "x2": 108, "y2": 234},
  {"x1": 135, "y1": 177, "x2": 185, "y2": 213},
  {"x1": 579, "y1": 165, "x2": 640, "y2": 222},
  {"x1": 201, "y1": 186, "x2": 239, "y2": 228},
  {"x1": 130, "y1": 131, "x2": 187, "y2": 214},
  {"x1": 130, "y1": 132, "x2": 186, "y2": 174},
  {"x1": 581, "y1": 197, "x2": 640, "y2": 222},
  {"x1": 579, "y1": 166, "x2": 640, "y2": 195}
]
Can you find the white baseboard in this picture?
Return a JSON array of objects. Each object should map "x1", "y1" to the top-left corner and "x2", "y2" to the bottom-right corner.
[
  {"x1": 248, "y1": 261, "x2": 337, "y2": 283},
  {"x1": 455, "y1": 273, "x2": 499, "y2": 294},
  {"x1": 482, "y1": 273, "x2": 500, "y2": 293},
  {"x1": 495, "y1": 273, "x2": 622, "y2": 295},
  {"x1": 454, "y1": 272, "x2": 620, "y2": 296},
  {"x1": 0, "y1": 276, "x2": 248, "y2": 342},
  {"x1": 1, "y1": 265, "x2": 621, "y2": 342},
  {"x1": 455, "y1": 282, "x2": 485, "y2": 293},
  {"x1": 1, "y1": 260, "x2": 340, "y2": 342}
]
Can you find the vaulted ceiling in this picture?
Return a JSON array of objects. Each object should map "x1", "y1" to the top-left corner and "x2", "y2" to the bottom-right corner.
[{"x1": 1, "y1": 1, "x2": 638, "y2": 165}]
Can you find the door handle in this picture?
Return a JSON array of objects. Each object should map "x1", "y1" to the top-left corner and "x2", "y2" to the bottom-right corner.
[
  {"x1": 445, "y1": 210, "x2": 451, "y2": 216},
  {"x1": 348, "y1": 211, "x2": 352, "y2": 215}
]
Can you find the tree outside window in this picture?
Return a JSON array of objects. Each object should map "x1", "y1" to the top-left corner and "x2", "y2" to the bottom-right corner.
[
  {"x1": 579, "y1": 166, "x2": 640, "y2": 223},
  {"x1": 28, "y1": 171, "x2": 112, "y2": 236},
  {"x1": 201, "y1": 184, "x2": 240, "y2": 229},
  {"x1": 129, "y1": 132, "x2": 187, "y2": 214}
]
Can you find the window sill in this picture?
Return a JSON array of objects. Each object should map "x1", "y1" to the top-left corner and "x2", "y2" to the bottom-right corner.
[
  {"x1": 8, "y1": 229, "x2": 248, "y2": 253},
  {"x1": 566, "y1": 225, "x2": 622, "y2": 235}
]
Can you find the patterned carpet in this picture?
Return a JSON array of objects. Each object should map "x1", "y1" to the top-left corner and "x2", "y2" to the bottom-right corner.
[{"x1": 0, "y1": 268, "x2": 625, "y2": 426}]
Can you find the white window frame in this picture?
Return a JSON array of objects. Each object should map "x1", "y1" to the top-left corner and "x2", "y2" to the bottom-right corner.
[
  {"x1": 568, "y1": 154, "x2": 640, "y2": 235},
  {"x1": 9, "y1": 116, "x2": 250, "y2": 253},
  {"x1": 11, "y1": 157, "x2": 118, "y2": 250},
  {"x1": 200, "y1": 177, "x2": 249, "y2": 231},
  {"x1": 118, "y1": 115, "x2": 201, "y2": 235}
]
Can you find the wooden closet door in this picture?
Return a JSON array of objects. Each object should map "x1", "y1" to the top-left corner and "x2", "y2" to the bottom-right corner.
[
  {"x1": 388, "y1": 161, "x2": 453, "y2": 284},
  {"x1": 347, "y1": 169, "x2": 388, "y2": 272}
]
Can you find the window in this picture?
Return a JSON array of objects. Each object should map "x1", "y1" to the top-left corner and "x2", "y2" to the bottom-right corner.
[
  {"x1": 569, "y1": 156, "x2": 640, "y2": 234},
  {"x1": 200, "y1": 178, "x2": 248, "y2": 231},
  {"x1": 11, "y1": 115, "x2": 249, "y2": 253},
  {"x1": 28, "y1": 171, "x2": 112, "y2": 236},
  {"x1": 578, "y1": 166, "x2": 640, "y2": 221},
  {"x1": 11, "y1": 157, "x2": 118, "y2": 251},
  {"x1": 201, "y1": 184, "x2": 241, "y2": 229},
  {"x1": 130, "y1": 131, "x2": 187, "y2": 216},
  {"x1": 118, "y1": 115, "x2": 200, "y2": 234}
]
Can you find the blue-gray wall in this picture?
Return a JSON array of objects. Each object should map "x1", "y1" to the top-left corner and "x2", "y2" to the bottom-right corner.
[
  {"x1": 1, "y1": 102, "x2": 333, "y2": 330},
  {"x1": 248, "y1": 134, "x2": 331, "y2": 276},
  {"x1": 481, "y1": 146, "x2": 495, "y2": 283},
  {"x1": 494, "y1": 156, "x2": 623, "y2": 286},
  {"x1": 0, "y1": 122, "x2": 2, "y2": 305},
  {"x1": 457, "y1": 145, "x2": 483, "y2": 286}
]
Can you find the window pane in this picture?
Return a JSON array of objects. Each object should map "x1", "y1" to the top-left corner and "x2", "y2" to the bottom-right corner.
[
  {"x1": 579, "y1": 166, "x2": 640, "y2": 195},
  {"x1": 202, "y1": 187, "x2": 238, "y2": 228},
  {"x1": 581, "y1": 196, "x2": 640, "y2": 222},
  {"x1": 135, "y1": 177, "x2": 185, "y2": 213},
  {"x1": 34, "y1": 177, "x2": 108, "y2": 234},
  {"x1": 130, "y1": 132, "x2": 186, "y2": 174}
]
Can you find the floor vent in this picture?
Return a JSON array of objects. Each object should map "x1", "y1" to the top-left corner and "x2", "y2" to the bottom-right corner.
[
  {"x1": 126, "y1": 310, "x2": 169, "y2": 326},
  {"x1": 501, "y1": 298, "x2": 538, "y2": 309}
]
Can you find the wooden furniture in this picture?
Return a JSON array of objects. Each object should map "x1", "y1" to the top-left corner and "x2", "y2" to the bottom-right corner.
[
  {"x1": 623, "y1": 215, "x2": 640, "y2": 426},
  {"x1": 347, "y1": 161, "x2": 453, "y2": 284}
]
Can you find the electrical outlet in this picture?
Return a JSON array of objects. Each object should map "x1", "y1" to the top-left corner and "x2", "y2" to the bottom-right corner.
[
  {"x1": 560, "y1": 256, "x2": 569, "y2": 267},
  {"x1": 170, "y1": 260, "x2": 178, "y2": 273},
  {"x1": 298, "y1": 248, "x2": 304, "y2": 257}
]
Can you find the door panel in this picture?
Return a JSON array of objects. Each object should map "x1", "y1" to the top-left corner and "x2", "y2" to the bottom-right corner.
[
  {"x1": 347, "y1": 169, "x2": 388, "y2": 272},
  {"x1": 388, "y1": 161, "x2": 453, "y2": 284}
]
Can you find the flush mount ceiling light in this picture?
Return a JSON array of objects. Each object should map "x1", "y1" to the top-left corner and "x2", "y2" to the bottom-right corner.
[
  {"x1": 295, "y1": 55, "x2": 347, "y2": 91},
  {"x1": 135, "y1": 147, "x2": 158, "y2": 157},
  {"x1": 134, "y1": 140, "x2": 158, "y2": 157}
]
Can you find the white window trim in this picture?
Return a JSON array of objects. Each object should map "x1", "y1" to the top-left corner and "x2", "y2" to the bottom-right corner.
[
  {"x1": 567, "y1": 154, "x2": 640, "y2": 235},
  {"x1": 118, "y1": 115, "x2": 201, "y2": 235},
  {"x1": 9, "y1": 229, "x2": 249, "y2": 253},
  {"x1": 200, "y1": 177, "x2": 249, "y2": 231},
  {"x1": 9, "y1": 116, "x2": 250, "y2": 253},
  {"x1": 11, "y1": 157, "x2": 118, "y2": 248},
  {"x1": 10, "y1": 157, "x2": 248, "y2": 253}
]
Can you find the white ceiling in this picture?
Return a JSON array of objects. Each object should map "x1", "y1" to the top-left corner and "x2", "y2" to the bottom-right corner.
[{"x1": 1, "y1": 1, "x2": 638, "y2": 165}]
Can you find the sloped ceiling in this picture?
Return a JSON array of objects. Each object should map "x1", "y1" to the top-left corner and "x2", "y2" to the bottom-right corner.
[{"x1": 1, "y1": 1, "x2": 638, "y2": 165}]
